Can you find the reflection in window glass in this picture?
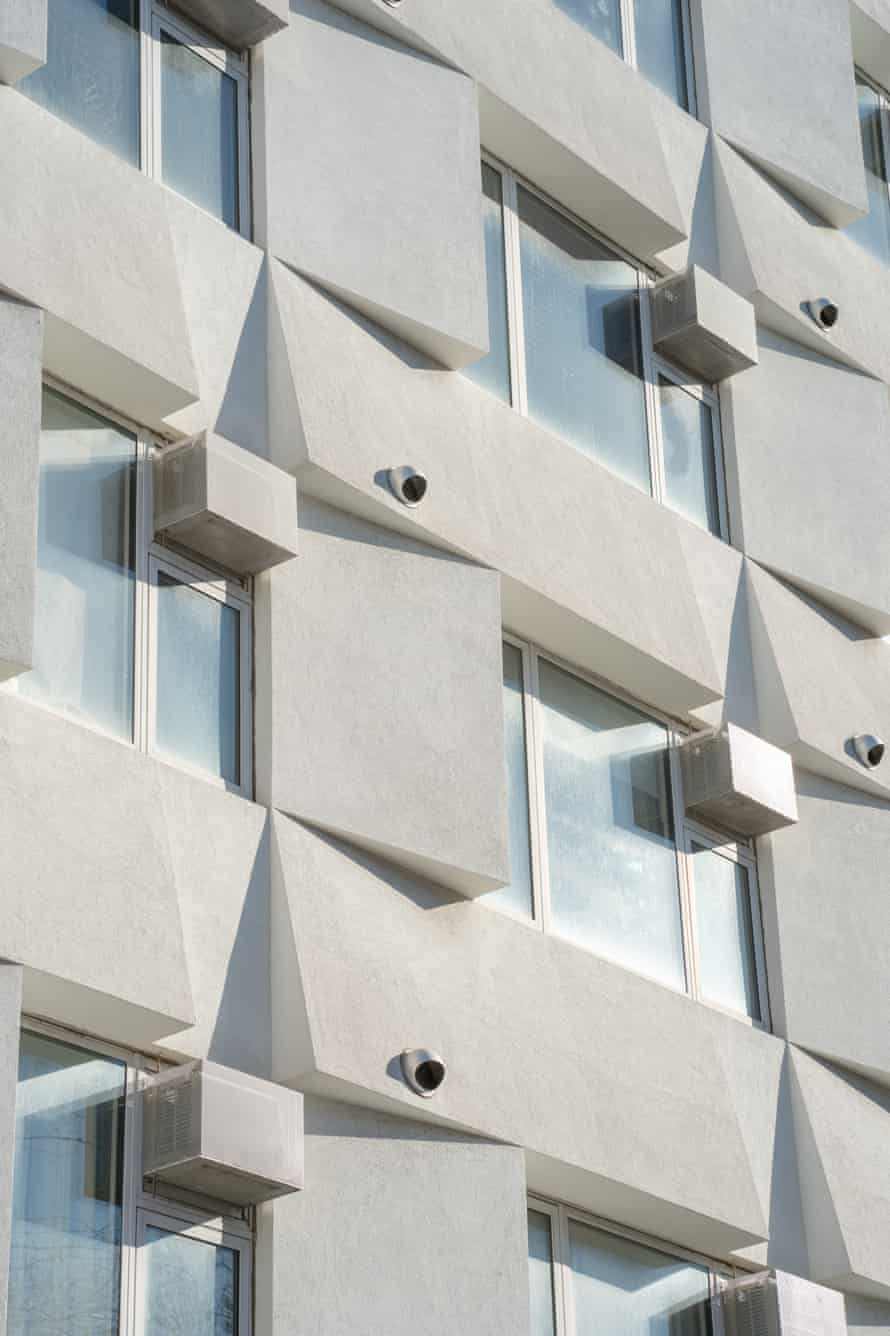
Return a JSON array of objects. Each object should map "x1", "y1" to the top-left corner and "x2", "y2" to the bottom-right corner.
[
  {"x1": 20, "y1": 0, "x2": 140, "y2": 163},
  {"x1": 528, "y1": 1210, "x2": 557, "y2": 1336},
  {"x1": 155, "y1": 572, "x2": 241, "y2": 785},
  {"x1": 516, "y1": 187, "x2": 651, "y2": 493},
  {"x1": 488, "y1": 643, "x2": 535, "y2": 919},
  {"x1": 692, "y1": 846, "x2": 761, "y2": 1021},
  {"x1": 143, "y1": 1227, "x2": 239, "y2": 1336},
  {"x1": 20, "y1": 389, "x2": 136, "y2": 741},
  {"x1": 9, "y1": 1032, "x2": 126, "y2": 1336},
  {"x1": 659, "y1": 378, "x2": 721, "y2": 536},
  {"x1": 465, "y1": 163, "x2": 512, "y2": 402},
  {"x1": 633, "y1": 0, "x2": 689, "y2": 109},
  {"x1": 538, "y1": 660, "x2": 685, "y2": 990},
  {"x1": 553, "y1": 0, "x2": 622, "y2": 55},
  {"x1": 160, "y1": 32, "x2": 239, "y2": 229},
  {"x1": 846, "y1": 79, "x2": 890, "y2": 266},
  {"x1": 569, "y1": 1220, "x2": 711, "y2": 1336}
]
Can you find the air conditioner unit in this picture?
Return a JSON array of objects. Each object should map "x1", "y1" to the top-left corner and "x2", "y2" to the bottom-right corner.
[
  {"x1": 680, "y1": 723, "x2": 798, "y2": 837},
  {"x1": 650, "y1": 266, "x2": 758, "y2": 382},
  {"x1": 720, "y1": 1270, "x2": 846, "y2": 1336},
  {"x1": 142, "y1": 1060, "x2": 303, "y2": 1206}
]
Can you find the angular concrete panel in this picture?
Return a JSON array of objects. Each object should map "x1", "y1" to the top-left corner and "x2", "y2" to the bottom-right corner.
[
  {"x1": 0, "y1": 966, "x2": 22, "y2": 1336},
  {"x1": 714, "y1": 137, "x2": 890, "y2": 384},
  {"x1": 696, "y1": 0, "x2": 866, "y2": 226},
  {"x1": 724, "y1": 331, "x2": 890, "y2": 633},
  {"x1": 757, "y1": 771, "x2": 890, "y2": 1085},
  {"x1": 791, "y1": 1050, "x2": 890, "y2": 1299},
  {"x1": 271, "y1": 814, "x2": 776, "y2": 1257},
  {"x1": 745, "y1": 562, "x2": 890, "y2": 800},
  {"x1": 0, "y1": 90, "x2": 197, "y2": 429},
  {"x1": 254, "y1": 0, "x2": 487, "y2": 368},
  {"x1": 0, "y1": 300, "x2": 42, "y2": 683},
  {"x1": 0, "y1": 0, "x2": 45, "y2": 83},
  {"x1": 166, "y1": 0, "x2": 286, "y2": 49},
  {"x1": 257, "y1": 1097, "x2": 528, "y2": 1336},
  {"x1": 269, "y1": 264, "x2": 724, "y2": 719},
  {"x1": 0, "y1": 696, "x2": 195, "y2": 1045},
  {"x1": 323, "y1": 0, "x2": 691, "y2": 261},
  {"x1": 256, "y1": 500, "x2": 508, "y2": 898}
]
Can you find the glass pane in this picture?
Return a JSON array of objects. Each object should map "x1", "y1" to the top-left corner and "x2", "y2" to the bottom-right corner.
[
  {"x1": 464, "y1": 163, "x2": 512, "y2": 402},
  {"x1": 19, "y1": 388, "x2": 136, "y2": 740},
  {"x1": 487, "y1": 643, "x2": 535, "y2": 918},
  {"x1": 692, "y1": 845, "x2": 761, "y2": 1021},
  {"x1": 633, "y1": 0, "x2": 689, "y2": 109},
  {"x1": 9, "y1": 1032, "x2": 126, "y2": 1336},
  {"x1": 845, "y1": 80, "x2": 890, "y2": 266},
  {"x1": 155, "y1": 571, "x2": 241, "y2": 785},
  {"x1": 569, "y1": 1219, "x2": 711, "y2": 1336},
  {"x1": 538, "y1": 660, "x2": 685, "y2": 990},
  {"x1": 659, "y1": 378, "x2": 721, "y2": 536},
  {"x1": 528, "y1": 1210, "x2": 557, "y2": 1336},
  {"x1": 160, "y1": 31, "x2": 239, "y2": 230},
  {"x1": 143, "y1": 1226, "x2": 239, "y2": 1336},
  {"x1": 20, "y1": 0, "x2": 139, "y2": 164},
  {"x1": 517, "y1": 187, "x2": 651, "y2": 493},
  {"x1": 554, "y1": 0, "x2": 622, "y2": 54}
]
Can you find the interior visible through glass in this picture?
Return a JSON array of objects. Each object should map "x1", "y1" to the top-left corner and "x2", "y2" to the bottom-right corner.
[
  {"x1": 553, "y1": 0, "x2": 622, "y2": 55},
  {"x1": 488, "y1": 643, "x2": 535, "y2": 919},
  {"x1": 691, "y1": 844, "x2": 761, "y2": 1021},
  {"x1": 633, "y1": 0, "x2": 689, "y2": 109},
  {"x1": 528, "y1": 1209, "x2": 557, "y2": 1336},
  {"x1": 9, "y1": 1032, "x2": 126, "y2": 1336},
  {"x1": 464, "y1": 163, "x2": 512, "y2": 402},
  {"x1": 20, "y1": 0, "x2": 140, "y2": 164},
  {"x1": 160, "y1": 31, "x2": 239, "y2": 229},
  {"x1": 659, "y1": 378, "x2": 721, "y2": 535},
  {"x1": 155, "y1": 571, "x2": 241, "y2": 785},
  {"x1": 516, "y1": 186, "x2": 651, "y2": 493},
  {"x1": 142, "y1": 1226, "x2": 239, "y2": 1335},
  {"x1": 19, "y1": 388, "x2": 137, "y2": 741},
  {"x1": 538, "y1": 659, "x2": 686, "y2": 990},
  {"x1": 845, "y1": 78, "x2": 890, "y2": 266}
]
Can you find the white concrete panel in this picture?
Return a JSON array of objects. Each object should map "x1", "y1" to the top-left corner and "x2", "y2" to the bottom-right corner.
[
  {"x1": 757, "y1": 771, "x2": 890, "y2": 1085},
  {"x1": 254, "y1": 0, "x2": 487, "y2": 368},
  {"x1": 257, "y1": 1097, "x2": 528, "y2": 1336},
  {"x1": 714, "y1": 137, "x2": 890, "y2": 384},
  {"x1": 850, "y1": 0, "x2": 890, "y2": 97},
  {"x1": 723, "y1": 331, "x2": 890, "y2": 634},
  {"x1": 696, "y1": 0, "x2": 866, "y2": 226},
  {"x1": 0, "y1": 0, "x2": 45, "y2": 83},
  {"x1": 322, "y1": 0, "x2": 691, "y2": 262},
  {"x1": 256, "y1": 500, "x2": 509, "y2": 898},
  {"x1": 0, "y1": 696, "x2": 195, "y2": 1045},
  {"x1": 0, "y1": 90, "x2": 197, "y2": 429},
  {"x1": 0, "y1": 299, "x2": 42, "y2": 683},
  {"x1": 269, "y1": 263, "x2": 723, "y2": 719},
  {"x1": 791, "y1": 1050, "x2": 890, "y2": 1299},
  {"x1": 0, "y1": 966, "x2": 22, "y2": 1336},
  {"x1": 165, "y1": 0, "x2": 286, "y2": 49},
  {"x1": 745, "y1": 562, "x2": 890, "y2": 800},
  {"x1": 271, "y1": 814, "x2": 776, "y2": 1256}
]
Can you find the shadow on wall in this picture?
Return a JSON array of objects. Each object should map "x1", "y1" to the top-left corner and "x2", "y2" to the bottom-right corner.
[{"x1": 216, "y1": 258, "x2": 270, "y2": 460}]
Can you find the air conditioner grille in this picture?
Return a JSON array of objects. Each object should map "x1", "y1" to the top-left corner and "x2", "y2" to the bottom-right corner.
[{"x1": 155, "y1": 1083, "x2": 195, "y2": 1158}]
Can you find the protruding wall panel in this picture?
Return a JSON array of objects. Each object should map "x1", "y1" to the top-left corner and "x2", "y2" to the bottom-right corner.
[{"x1": 0, "y1": 299, "x2": 42, "y2": 683}]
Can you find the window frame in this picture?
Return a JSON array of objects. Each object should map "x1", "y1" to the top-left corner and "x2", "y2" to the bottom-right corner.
[
  {"x1": 17, "y1": 1017, "x2": 254, "y2": 1336},
  {"x1": 616, "y1": 0, "x2": 698, "y2": 117},
  {"x1": 143, "y1": 1, "x2": 251, "y2": 236},
  {"x1": 6, "y1": 378, "x2": 254, "y2": 798},
  {"x1": 500, "y1": 634, "x2": 770, "y2": 1028},
  {"x1": 478, "y1": 155, "x2": 728, "y2": 541}
]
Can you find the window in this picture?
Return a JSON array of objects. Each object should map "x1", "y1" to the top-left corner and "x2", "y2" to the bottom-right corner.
[
  {"x1": 467, "y1": 162, "x2": 728, "y2": 540},
  {"x1": 846, "y1": 72, "x2": 890, "y2": 266},
  {"x1": 527, "y1": 1200, "x2": 725, "y2": 1336},
  {"x1": 492, "y1": 639, "x2": 769, "y2": 1024},
  {"x1": 19, "y1": 0, "x2": 249, "y2": 233},
  {"x1": 10, "y1": 1025, "x2": 253, "y2": 1336},
  {"x1": 11, "y1": 385, "x2": 253, "y2": 795},
  {"x1": 553, "y1": 0, "x2": 695, "y2": 111}
]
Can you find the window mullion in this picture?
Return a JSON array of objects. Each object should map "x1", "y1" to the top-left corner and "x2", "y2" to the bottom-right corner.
[
  {"x1": 501, "y1": 169, "x2": 529, "y2": 417},
  {"x1": 526, "y1": 646, "x2": 553, "y2": 935},
  {"x1": 668, "y1": 733, "x2": 698, "y2": 1000},
  {"x1": 620, "y1": 0, "x2": 637, "y2": 68},
  {"x1": 139, "y1": 0, "x2": 153, "y2": 177},
  {"x1": 554, "y1": 1205, "x2": 576, "y2": 1336},
  {"x1": 133, "y1": 436, "x2": 152, "y2": 755},
  {"x1": 638, "y1": 278, "x2": 665, "y2": 505}
]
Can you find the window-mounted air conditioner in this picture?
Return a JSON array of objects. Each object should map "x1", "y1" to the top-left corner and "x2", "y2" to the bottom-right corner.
[
  {"x1": 680, "y1": 723, "x2": 798, "y2": 837},
  {"x1": 651, "y1": 266, "x2": 758, "y2": 382},
  {"x1": 142, "y1": 1060, "x2": 303, "y2": 1205},
  {"x1": 720, "y1": 1270, "x2": 846, "y2": 1336}
]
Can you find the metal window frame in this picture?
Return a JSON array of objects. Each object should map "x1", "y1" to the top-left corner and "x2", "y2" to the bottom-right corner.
[
  {"x1": 618, "y1": 0, "x2": 698, "y2": 117},
  {"x1": 131, "y1": 1208, "x2": 253, "y2": 1336},
  {"x1": 499, "y1": 635, "x2": 770, "y2": 1027},
  {"x1": 478, "y1": 155, "x2": 726, "y2": 539},
  {"x1": 18, "y1": 1017, "x2": 253, "y2": 1336}
]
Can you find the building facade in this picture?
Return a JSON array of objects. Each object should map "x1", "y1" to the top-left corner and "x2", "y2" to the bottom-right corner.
[{"x1": 1, "y1": 0, "x2": 890, "y2": 1332}]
